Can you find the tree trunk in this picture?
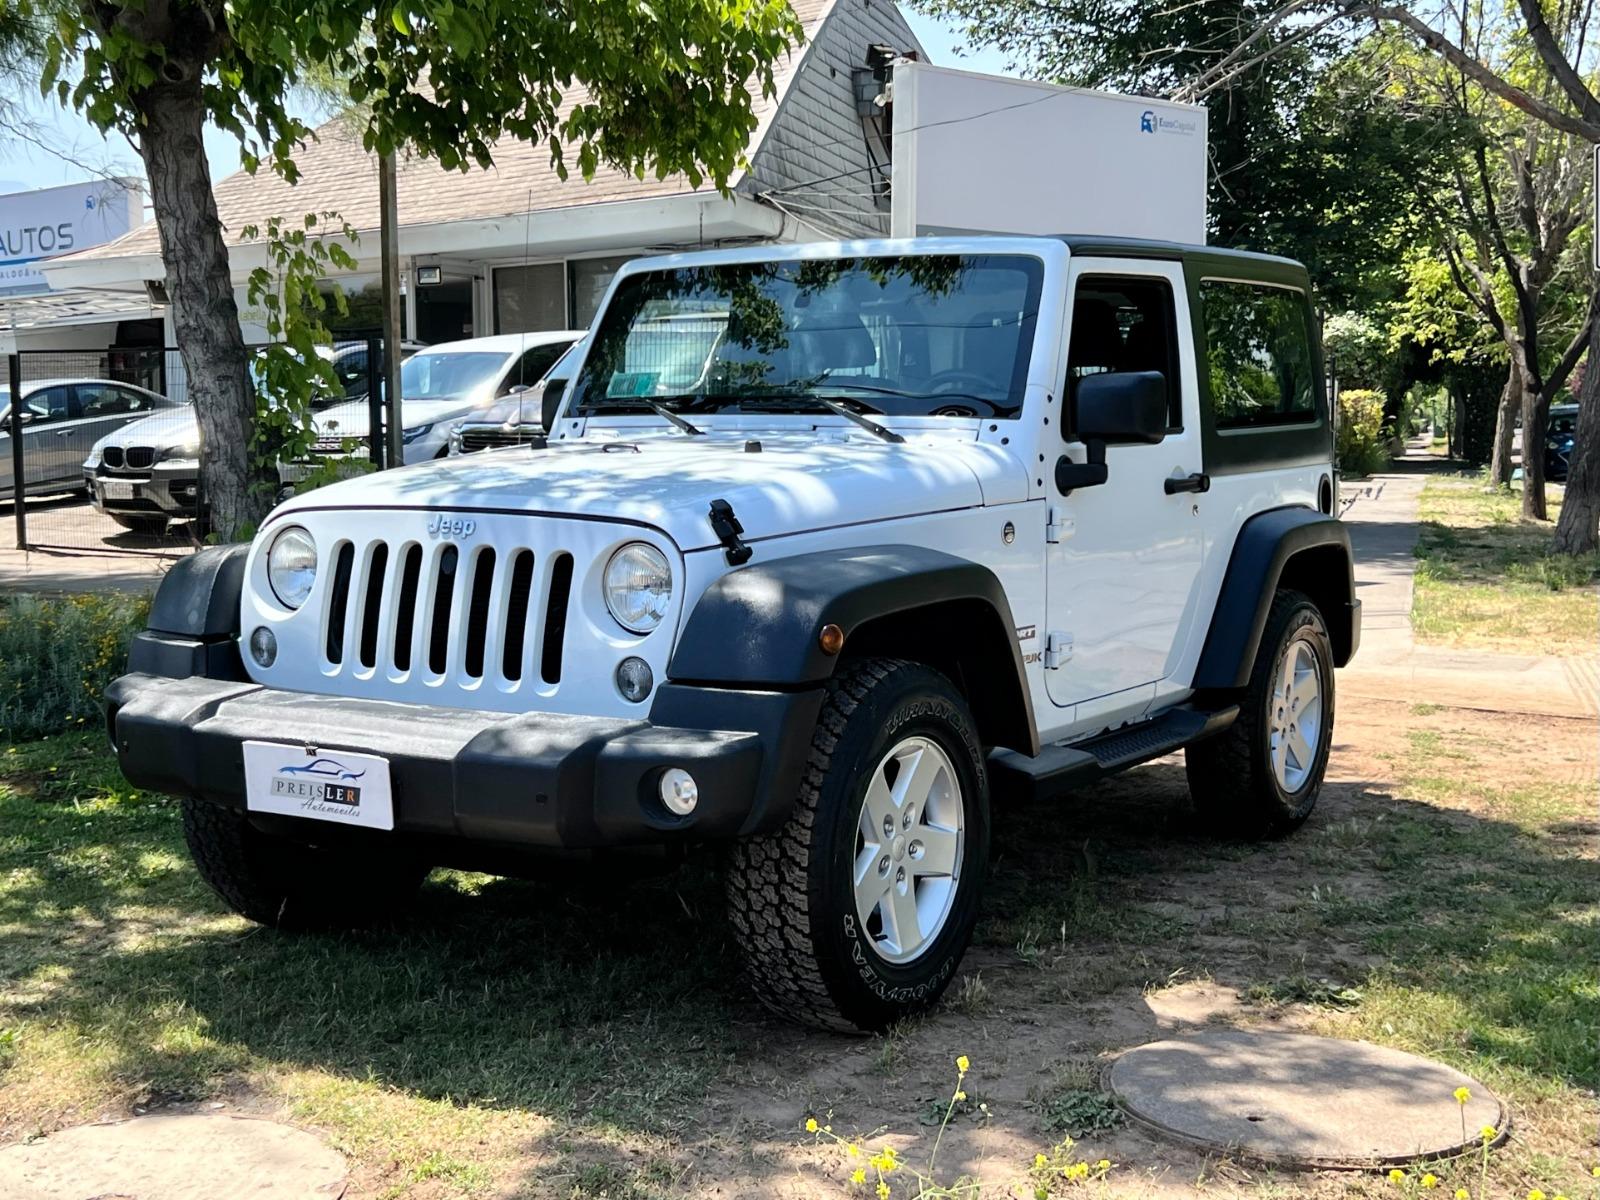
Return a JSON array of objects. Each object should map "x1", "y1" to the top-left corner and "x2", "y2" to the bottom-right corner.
[
  {"x1": 1488, "y1": 362, "x2": 1520, "y2": 487},
  {"x1": 1519, "y1": 378, "x2": 1548, "y2": 520},
  {"x1": 135, "y1": 73, "x2": 271, "y2": 541},
  {"x1": 1553, "y1": 312, "x2": 1600, "y2": 554}
]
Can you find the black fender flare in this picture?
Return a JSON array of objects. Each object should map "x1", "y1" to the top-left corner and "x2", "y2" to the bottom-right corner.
[
  {"x1": 1192, "y1": 506, "x2": 1360, "y2": 691},
  {"x1": 667, "y1": 544, "x2": 1038, "y2": 755},
  {"x1": 126, "y1": 543, "x2": 249, "y2": 681}
]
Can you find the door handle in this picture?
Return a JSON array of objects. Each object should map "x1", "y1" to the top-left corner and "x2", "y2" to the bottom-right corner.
[
  {"x1": 55, "y1": 430, "x2": 73, "y2": 437},
  {"x1": 1164, "y1": 472, "x2": 1209, "y2": 495}
]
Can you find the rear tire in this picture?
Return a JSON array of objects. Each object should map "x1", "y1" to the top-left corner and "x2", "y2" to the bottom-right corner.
[
  {"x1": 1185, "y1": 589, "x2": 1334, "y2": 839},
  {"x1": 110, "y1": 514, "x2": 168, "y2": 535},
  {"x1": 181, "y1": 797, "x2": 427, "y2": 930},
  {"x1": 725, "y1": 658, "x2": 990, "y2": 1032}
]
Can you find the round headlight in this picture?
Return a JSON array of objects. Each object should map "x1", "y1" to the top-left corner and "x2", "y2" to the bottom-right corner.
[
  {"x1": 266, "y1": 526, "x2": 318, "y2": 609},
  {"x1": 603, "y1": 542, "x2": 672, "y2": 634}
]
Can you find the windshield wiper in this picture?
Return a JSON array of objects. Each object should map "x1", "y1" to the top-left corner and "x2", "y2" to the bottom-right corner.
[
  {"x1": 739, "y1": 394, "x2": 904, "y2": 444},
  {"x1": 585, "y1": 396, "x2": 703, "y2": 436},
  {"x1": 812, "y1": 378, "x2": 1015, "y2": 417}
]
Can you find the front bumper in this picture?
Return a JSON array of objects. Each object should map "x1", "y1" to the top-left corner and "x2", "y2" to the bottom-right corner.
[
  {"x1": 85, "y1": 464, "x2": 202, "y2": 519},
  {"x1": 104, "y1": 666, "x2": 821, "y2": 849}
]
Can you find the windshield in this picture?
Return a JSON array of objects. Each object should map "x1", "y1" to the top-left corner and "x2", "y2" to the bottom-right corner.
[
  {"x1": 570, "y1": 254, "x2": 1044, "y2": 420},
  {"x1": 400, "y1": 351, "x2": 510, "y2": 400}
]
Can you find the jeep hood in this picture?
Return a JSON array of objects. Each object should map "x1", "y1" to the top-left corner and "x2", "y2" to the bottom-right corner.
[{"x1": 274, "y1": 432, "x2": 1028, "y2": 551}]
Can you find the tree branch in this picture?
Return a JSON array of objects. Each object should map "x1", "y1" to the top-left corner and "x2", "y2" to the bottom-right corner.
[
  {"x1": 1514, "y1": 0, "x2": 1600, "y2": 133},
  {"x1": 1348, "y1": 2, "x2": 1600, "y2": 142},
  {"x1": 1541, "y1": 286, "x2": 1600, "y2": 402}
]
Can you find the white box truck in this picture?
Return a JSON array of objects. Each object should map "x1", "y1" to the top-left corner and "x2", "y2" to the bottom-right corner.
[{"x1": 890, "y1": 62, "x2": 1208, "y2": 244}]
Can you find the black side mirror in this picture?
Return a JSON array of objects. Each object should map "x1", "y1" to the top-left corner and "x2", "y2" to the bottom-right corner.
[
  {"x1": 1056, "y1": 371, "x2": 1168, "y2": 494},
  {"x1": 540, "y1": 377, "x2": 570, "y2": 433}
]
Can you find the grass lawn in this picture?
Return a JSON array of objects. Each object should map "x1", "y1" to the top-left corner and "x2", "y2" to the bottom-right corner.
[
  {"x1": 2, "y1": 695, "x2": 1595, "y2": 1198},
  {"x1": 1413, "y1": 474, "x2": 1600, "y2": 653}
]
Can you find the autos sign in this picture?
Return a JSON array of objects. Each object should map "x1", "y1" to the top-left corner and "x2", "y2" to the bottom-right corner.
[{"x1": 0, "y1": 178, "x2": 143, "y2": 296}]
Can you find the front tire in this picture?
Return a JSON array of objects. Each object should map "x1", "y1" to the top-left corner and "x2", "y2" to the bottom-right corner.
[
  {"x1": 181, "y1": 797, "x2": 427, "y2": 930},
  {"x1": 725, "y1": 658, "x2": 990, "y2": 1032},
  {"x1": 1185, "y1": 589, "x2": 1334, "y2": 838}
]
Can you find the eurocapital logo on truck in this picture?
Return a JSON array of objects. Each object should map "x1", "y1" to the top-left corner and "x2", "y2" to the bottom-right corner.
[
  {"x1": 0, "y1": 178, "x2": 143, "y2": 296},
  {"x1": 1140, "y1": 109, "x2": 1200, "y2": 137}
]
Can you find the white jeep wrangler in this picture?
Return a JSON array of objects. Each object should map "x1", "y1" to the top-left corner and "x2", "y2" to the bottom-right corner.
[{"x1": 107, "y1": 236, "x2": 1359, "y2": 1033}]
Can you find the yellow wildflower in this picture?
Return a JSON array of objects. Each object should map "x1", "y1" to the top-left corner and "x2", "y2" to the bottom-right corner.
[
  {"x1": 1389, "y1": 1169, "x2": 1407, "y2": 1184},
  {"x1": 956, "y1": 1055, "x2": 970, "y2": 1074},
  {"x1": 1592, "y1": 1168, "x2": 1600, "y2": 1179},
  {"x1": 1527, "y1": 1190, "x2": 1545, "y2": 1200},
  {"x1": 1480, "y1": 1125, "x2": 1496, "y2": 1142},
  {"x1": 954, "y1": 1090, "x2": 967, "y2": 1102},
  {"x1": 1422, "y1": 1174, "x2": 1438, "y2": 1189},
  {"x1": 1034, "y1": 1153, "x2": 1049, "y2": 1168},
  {"x1": 851, "y1": 1168, "x2": 866, "y2": 1185},
  {"x1": 1455, "y1": 1191, "x2": 1470, "y2": 1200},
  {"x1": 1453, "y1": 1086, "x2": 1470, "y2": 1105},
  {"x1": 847, "y1": 1143, "x2": 860, "y2": 1157},
  {"x1": 876, "y1": 1182, "x2": 890, "y2": 1200},
  {"x1": 1096, "y1": 1159, "x2": 1111, "y2": 1171},
  {"x1": 805, "y1": 1117, "x2": 819, "y2": 1133}
]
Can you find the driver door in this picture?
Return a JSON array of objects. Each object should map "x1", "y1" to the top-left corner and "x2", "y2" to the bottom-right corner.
[{"x1": 1043, "y1": 260, "x2": 1206, "y2": 726}]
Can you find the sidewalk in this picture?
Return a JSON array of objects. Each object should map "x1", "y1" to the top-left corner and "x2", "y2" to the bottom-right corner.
[{"x1": 1338, "y1": 445, "x2": 1597, "y2": 721}]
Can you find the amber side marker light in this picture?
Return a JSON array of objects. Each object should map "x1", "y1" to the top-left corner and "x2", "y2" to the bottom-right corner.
[{"x1": 818, "y1": 623, "x2": 845, "y2": 656}]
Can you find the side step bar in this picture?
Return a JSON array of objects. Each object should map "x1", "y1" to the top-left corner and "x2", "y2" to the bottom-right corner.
[{"x1": 988, "y1": 703, "x2": 1239, "y2": 799}]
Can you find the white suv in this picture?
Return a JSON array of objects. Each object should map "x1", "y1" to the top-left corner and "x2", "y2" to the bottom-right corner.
[{"x1": 107, "y1": 237, "x2": 1359, "y2": 1033}]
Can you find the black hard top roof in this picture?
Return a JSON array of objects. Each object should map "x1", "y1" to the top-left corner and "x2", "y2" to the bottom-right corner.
[{"x1": 1052, "y1": 235, "x2": 1310, "y2": 287}]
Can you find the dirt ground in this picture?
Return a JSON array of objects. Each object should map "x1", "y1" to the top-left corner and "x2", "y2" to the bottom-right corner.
[{"x1": 644, "y1": 694, "x2": 1597, "y2": 1200}]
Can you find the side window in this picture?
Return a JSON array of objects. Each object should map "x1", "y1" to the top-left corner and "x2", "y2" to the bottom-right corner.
[
  {"x1": 334, "y1": 350, "x2": 368, "y2": 397},
  {"x1": 25, "y1": 386, "x2": 74, "y2": 424},
  {"x1": 1064, "y1": 275, "x2": 1182, "y2": 433},
  {"x1": 77, "y1": 384, "x2": 144, "y2": 417},
  {"x1": 1199, "y1": 281, "x2": 1316, "y2": 429},
  {"x1": 501, "y1": 342, "x2": 571, "y2": 394}
]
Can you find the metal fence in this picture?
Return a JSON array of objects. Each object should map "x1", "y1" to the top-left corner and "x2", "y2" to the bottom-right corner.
[{"x1": 4, "y1": 335, "x2": 388, "y2": 556}]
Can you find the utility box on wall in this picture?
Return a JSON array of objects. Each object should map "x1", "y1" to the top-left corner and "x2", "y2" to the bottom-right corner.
[{"x1": 890, "y1": 63, "x2": 1208, "y2": 244}]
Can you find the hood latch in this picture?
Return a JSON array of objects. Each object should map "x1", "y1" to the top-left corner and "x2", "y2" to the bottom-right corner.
[{"x1": 708, "y1": 498, "x2": 753, "y2": 567}]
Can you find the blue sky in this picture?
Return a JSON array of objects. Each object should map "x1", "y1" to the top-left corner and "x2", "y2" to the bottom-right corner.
[{"x1": 0, "y1": 9, "x2": 1018, "y2": 195}]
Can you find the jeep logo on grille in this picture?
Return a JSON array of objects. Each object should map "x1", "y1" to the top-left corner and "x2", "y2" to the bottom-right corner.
[{"x1": 426, "y1": 514, "x2": 477, "y2": 539}]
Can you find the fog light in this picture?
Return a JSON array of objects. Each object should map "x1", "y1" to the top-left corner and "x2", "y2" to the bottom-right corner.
[
  {"x1": 615, "y1": 655, "x2": 653, "y2": 702},
  {"x1": 660, "y1": 768, "x2": 698, "y2": 816},
  {"x1": 249, "y1": 626, "x2": 277, "y2": 668}
]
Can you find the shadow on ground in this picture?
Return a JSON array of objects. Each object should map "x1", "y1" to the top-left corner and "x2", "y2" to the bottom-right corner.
[{"x1": 2, "y1": 714, "x2": 1593, "y2": 1165}]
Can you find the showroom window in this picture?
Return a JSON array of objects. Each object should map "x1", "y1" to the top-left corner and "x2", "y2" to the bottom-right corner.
[
  {"x1": 494, "y1": 263, "x2": 567, "y2": 334},
  {"x1": 568, "y1": 255, "x2": 636, "y2": 327}
]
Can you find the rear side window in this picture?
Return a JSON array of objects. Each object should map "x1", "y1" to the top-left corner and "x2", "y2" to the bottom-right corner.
[{"x1": 1200, "y1": 281, "x2": 1315, "y2": 429}]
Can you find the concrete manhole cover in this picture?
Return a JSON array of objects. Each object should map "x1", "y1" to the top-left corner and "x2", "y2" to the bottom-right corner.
[
  {"x1": 1108, "y1": 1029, "x2": 1506, "y2": 1168},
  {"x1": 0, "y1": 1113, "x2": 347, "y2": 1199}
]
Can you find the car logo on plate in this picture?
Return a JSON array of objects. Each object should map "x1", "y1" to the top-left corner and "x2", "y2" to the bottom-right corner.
[
  {"x1": 427, "y1": 514, "x2": 477, "y2": 539},
  {"x1": 271, "y1": 755, "x2": 365, "y2": 808}
]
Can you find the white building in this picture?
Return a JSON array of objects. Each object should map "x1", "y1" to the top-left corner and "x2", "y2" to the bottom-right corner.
[{"x1": 42, "y1": 0, "x2": 920, "y2": 347}]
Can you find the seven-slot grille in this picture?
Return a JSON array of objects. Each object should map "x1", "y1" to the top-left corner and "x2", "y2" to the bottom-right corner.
[{"x1": 320, "y1": 537, "x2": 575, "y2": 689}]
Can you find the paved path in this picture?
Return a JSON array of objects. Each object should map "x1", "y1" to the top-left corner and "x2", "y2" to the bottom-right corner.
[
  {"x1": 1338, "y1": 445, "x2": 1597, "y2": 720},
  {"x1": 1, "y1": 496, "x2": 180, "y2": 595}
]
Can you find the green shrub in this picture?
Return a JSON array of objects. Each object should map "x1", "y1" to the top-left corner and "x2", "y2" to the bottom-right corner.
[
  {"x1": 0, "y1": 593, "x2": 150, "y2": 741},
  {"x1": 1337, "y1": 388, "x2": 1390, "y2": 476}
]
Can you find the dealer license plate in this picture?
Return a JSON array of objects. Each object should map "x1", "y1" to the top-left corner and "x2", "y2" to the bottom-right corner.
[
  {"x1": 242, "y1": 741, "x2": 394, "y2": 831},
  {"x1": 100, "y1": 479, "x2": 135, "y2": 500}
]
